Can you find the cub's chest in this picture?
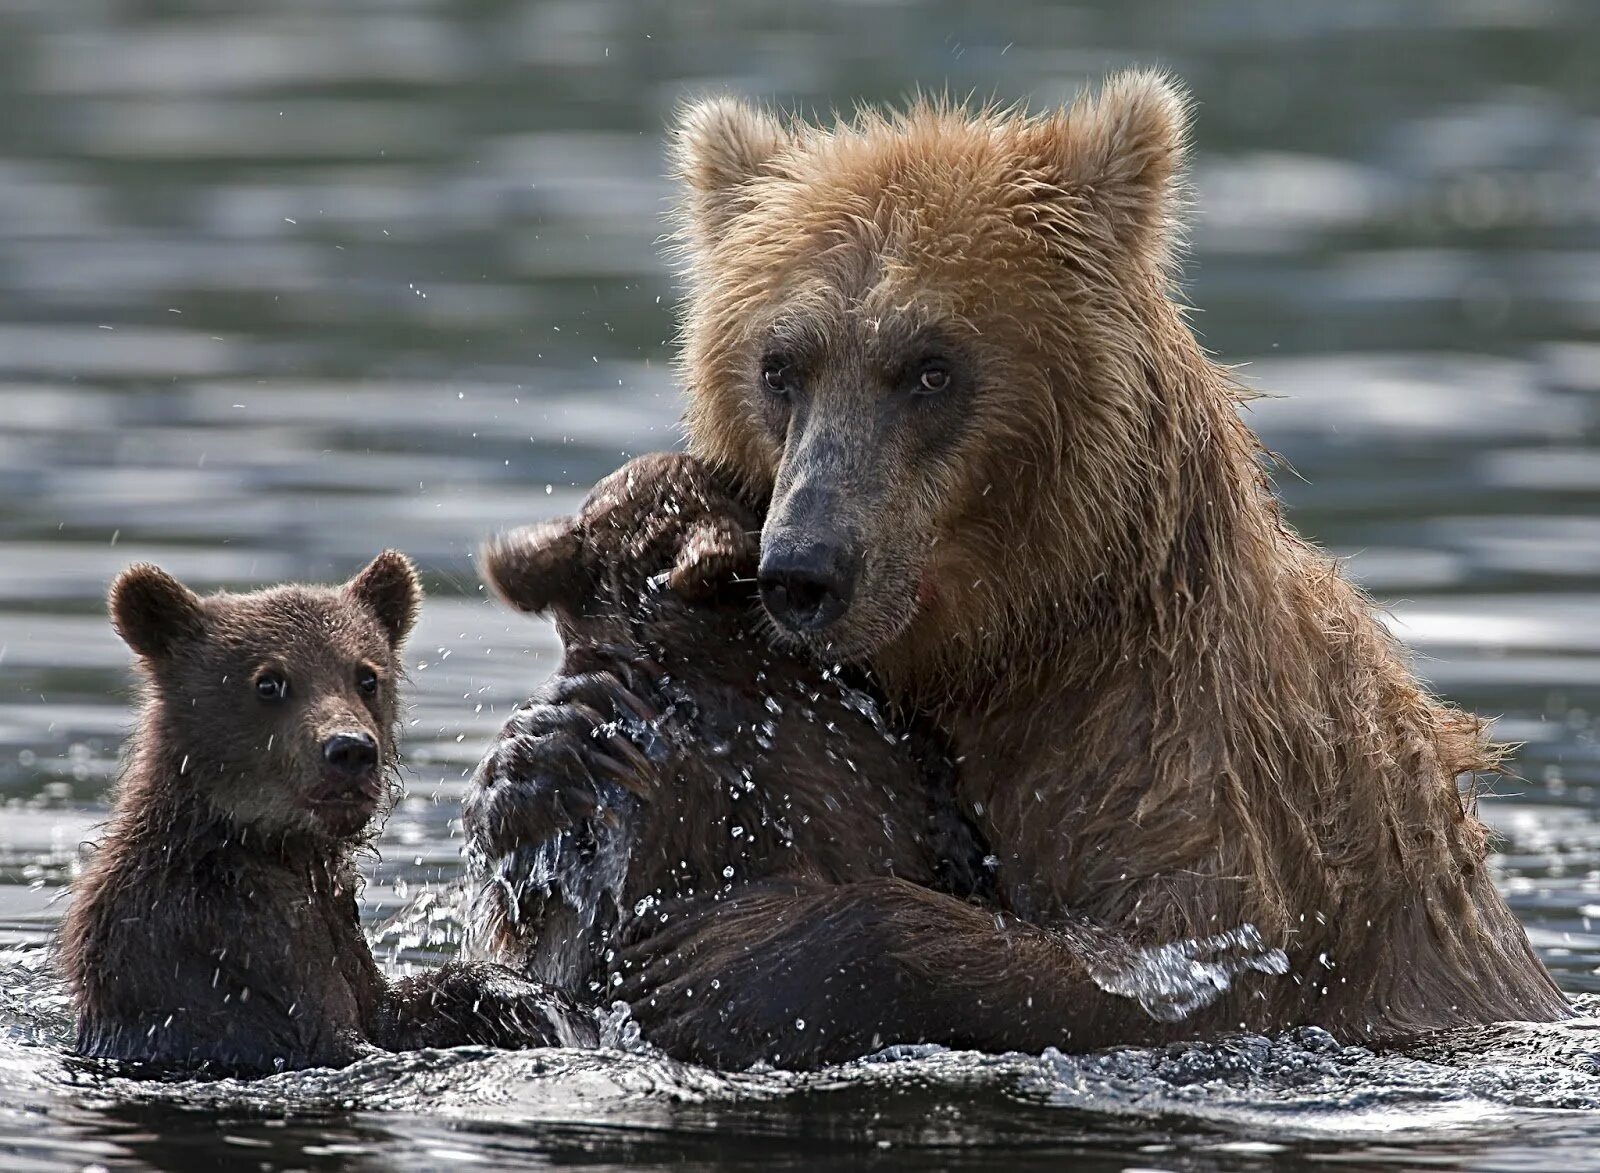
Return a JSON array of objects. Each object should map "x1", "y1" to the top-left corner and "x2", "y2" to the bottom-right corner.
[{"x1": 210, "y1": 861, "x2": 382, "y2": 1016}]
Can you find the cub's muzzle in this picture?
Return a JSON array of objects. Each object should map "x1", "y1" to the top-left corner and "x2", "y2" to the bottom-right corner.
[
  {"x1": 322, "y1": 731, "x2": 378, "y2": 778},
  {"x1": 308, "y1": 730, "x2": 384, "y2": 837}
]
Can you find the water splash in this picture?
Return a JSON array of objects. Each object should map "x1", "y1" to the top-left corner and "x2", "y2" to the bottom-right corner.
[
  {"x1": 596, "y1": 999, "x2": 646, "y2": 1052},
  {"x1": 0, "y1": 946, "x2": 71, "y2": 1049},
  {"x1": 834, "y1": 682, "x2": 898, "y2": 744},
  {"x1": 1087, "y1": 924, "x2": 1290, "y2": 1023},
  {"x1": 369, "y1": 882, "x2": 471, "y2": 964},
  {"x1": 477, "y1": 777, "x2": 639, "y2": 990}
]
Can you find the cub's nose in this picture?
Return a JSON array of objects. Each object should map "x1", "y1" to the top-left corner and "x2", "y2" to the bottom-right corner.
[
  {"x1": 758, "y1": 539, "x2": 860, "y2": 634},
  {"x1": 322, "y1": 732, "x2": 378, "y2": 776}
]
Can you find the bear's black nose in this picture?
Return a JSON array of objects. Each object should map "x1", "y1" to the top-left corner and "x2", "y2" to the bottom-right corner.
[
  {"x1": 758, "y1": 540, "x2": 859, "y2": 634},
  {"x1": 322, "y1": 732, "x2": 378, "y2": 776}
]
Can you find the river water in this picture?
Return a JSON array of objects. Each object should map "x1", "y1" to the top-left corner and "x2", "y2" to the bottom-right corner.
[{"x1": 3, "y1": 1, "x2": 1600, "y2": 1169}]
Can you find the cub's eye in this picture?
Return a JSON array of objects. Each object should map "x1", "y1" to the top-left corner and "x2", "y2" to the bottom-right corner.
[
  {"x1": 254, "y1": 672, "x2": 288, "y2": 702},
  {"x1": 760, "y1": 355, "x2": 795, "y2": 397},
  {"x1": 357, "y1": 668, "x2": 379, "y2": 696},
  {"x1": 915, "y1": 364, "x2": 952, "y2": 396}
]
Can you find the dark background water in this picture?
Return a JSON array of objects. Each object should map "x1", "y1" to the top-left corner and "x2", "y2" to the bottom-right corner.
[{"x1": 4, "y1": 1, "x2": 1600, "y2": 1170}]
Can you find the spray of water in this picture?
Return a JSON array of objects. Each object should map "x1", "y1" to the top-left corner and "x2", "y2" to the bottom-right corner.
[{"x1": 1086, "y1": 923, "x2": 1290, "y2": 1023}]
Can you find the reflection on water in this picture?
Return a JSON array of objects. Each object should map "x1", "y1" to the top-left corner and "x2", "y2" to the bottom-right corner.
[{"x1": 2, "y1": 0, "x2": 1600, "y2": 1169}]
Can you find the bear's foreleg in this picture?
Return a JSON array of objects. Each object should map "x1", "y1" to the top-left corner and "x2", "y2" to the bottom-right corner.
[{"x1": 614, "y1": 876, "x2": 1178, "y2": 1069}]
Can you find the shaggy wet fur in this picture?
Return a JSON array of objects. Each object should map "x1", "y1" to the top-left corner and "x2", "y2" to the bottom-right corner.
[
  {"x1": 59, "y1": 555, "x2": 593, "y2": 1076},
  {"x1": 465, "y1": 454, "x2": 996, "y2": 1066},
  {"x1": 639, "y1": 70, "x2": 1569, "y2": 1052}
]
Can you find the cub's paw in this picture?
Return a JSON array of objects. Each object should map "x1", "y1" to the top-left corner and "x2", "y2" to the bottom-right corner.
[
  {"x1": 464, "y1": 670, "x2": 664, "y2": 989},
  {"x1": 384, "y1": 962, "x2": 599, "y2": 1051},
  {"x1": 467, "y1": 669, "x2": 663, "y2": 855}
]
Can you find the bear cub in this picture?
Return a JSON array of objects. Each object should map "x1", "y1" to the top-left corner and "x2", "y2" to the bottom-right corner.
[
  {"x1": 466, "y1": 453, "x2": 990, "y2": 1063},
  {"x1": 59, "y1": 552, "x2": 595, "y2": 1076}
]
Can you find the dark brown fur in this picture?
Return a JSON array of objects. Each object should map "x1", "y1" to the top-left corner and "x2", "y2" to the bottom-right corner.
[
  {"x1": 59, "y1": 554, "x2": 593, "y2": 1076},
  {"x1": 465, "y1": 454, "x2": 993, "y2": 1065},
  {"x1": 624, "y1": 72, "x2": 1570, "y2": 1058}
]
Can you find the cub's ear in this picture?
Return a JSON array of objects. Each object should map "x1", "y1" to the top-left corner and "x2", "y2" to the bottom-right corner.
[
  {"x1": 1021, "y1": 69, "x2": 1191, "y2": 262},
  {"x1": 109, "y1": 563, "x2": 205, "y2": 661},
  {"x1": 345, "y1": 550, "x2": 422, "y2": 649},
  {"x1": 672, "y1": 96, "x2": 788, "y2": 237},
  {"x1": 480, "y1": 521, "x2": 587, "y2": 616},
  {"x1": 668, "y1": 515, "x2": 757, "y2": 600}
]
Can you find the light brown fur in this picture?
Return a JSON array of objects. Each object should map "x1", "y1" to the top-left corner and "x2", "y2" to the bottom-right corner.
[{"x1": 667, "y1": 72, "x2": 1568, "y2": 1041}]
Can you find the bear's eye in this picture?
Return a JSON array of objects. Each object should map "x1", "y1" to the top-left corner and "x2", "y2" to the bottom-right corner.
[
  {"x1": 760, "y1": 355, "x2": 796, "y2": 397},
  {"x1": 914, "y1": 363, "x2": 952, "y2": 396},
  {"x1": 357, "y1": 667, "x2": 379, "y2": 696},
  {"x1": 254, "y1": 672, "x2": 288, "y2": 702}
]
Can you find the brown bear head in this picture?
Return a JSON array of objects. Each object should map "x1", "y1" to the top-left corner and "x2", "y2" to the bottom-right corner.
[
  {"x1": 108, "y1": 552, "x2": 421, "y2": 840},
  {"x1": 671, "y1": 72, "x2": 1234, "y2": 686}
]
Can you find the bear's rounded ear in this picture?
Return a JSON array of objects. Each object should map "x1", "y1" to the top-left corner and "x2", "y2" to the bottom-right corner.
[
  {"x1": 109, "y1": 563, "x2": 205, "y2": 661},
  {"x1": 668, "y1": 515, "x2": 757, "y2": 601},
  {"x1": 672, "y1": 96, "x2": 788, "y2": 237},
  {"x1": 345, "y1": 550, "x2": 422, "y2": 650},
  {"x1": 479, "y1": 521, "x2": 588, "y2": 616},
  {"x1": 1021, "y1": 69, "x2": 1192, "y2": 263}
]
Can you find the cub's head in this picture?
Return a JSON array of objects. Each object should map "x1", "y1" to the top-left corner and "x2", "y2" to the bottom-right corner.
[
  {"x1": 108, "y1": 552, "x2": 421, "y2": 840},
  {"x1": 672, "y1": 71, "x2": 1207, "y2": 672},
  {"x1": 481, "y1": 452, "x2": 756, "y2": 655}
]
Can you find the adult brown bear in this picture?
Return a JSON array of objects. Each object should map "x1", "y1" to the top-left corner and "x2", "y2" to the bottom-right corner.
[{"x1": 603, "y1": 70, "x2": 1569, "y2": 1060}]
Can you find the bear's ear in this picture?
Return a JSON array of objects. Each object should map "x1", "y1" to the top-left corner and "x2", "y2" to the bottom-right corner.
[
  {"x1": 109, "y1": 563, "x2": 206, "y2": 661},
  {"x1": 480, "y1": 521, "x2": 589, "y2": 616},
  {"x1": 668, "y1": 515, "x2": 757, "y2": 600},
  {"x1": 345, "y1": 550, "x2": 422, "y2": 650},
  {"x1": 1020, "y1": 69, "x2": 1191, "y2": 260},
  {"x1": 672, "y1": 96, "x2": 789, "y2": 237}
]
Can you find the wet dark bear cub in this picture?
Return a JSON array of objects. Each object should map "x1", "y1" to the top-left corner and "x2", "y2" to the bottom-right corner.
[
  {"x1": 59, "y1": 553, "x2": 594, "y2": 1076},
  {"x1": 466, "y1": 453, "x2": 991, "y2": 1067}
]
